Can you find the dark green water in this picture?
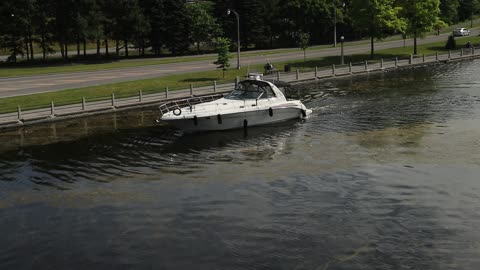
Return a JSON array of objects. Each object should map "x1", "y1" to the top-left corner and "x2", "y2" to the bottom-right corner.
[{"x1": 1, "y1": 61, "x2": 480, "y2": 269}]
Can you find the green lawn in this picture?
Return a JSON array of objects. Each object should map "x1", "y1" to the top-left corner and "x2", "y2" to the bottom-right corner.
[
  {"x1": 0, "y1": 66, "x2": 260, "y2": 114},
  {"x1": 1, "y1": 35, "x2": 479, "y2": 114}
]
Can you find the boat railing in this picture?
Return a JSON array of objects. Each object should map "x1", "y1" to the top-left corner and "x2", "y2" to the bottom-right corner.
[{"x1": 159, "y1": 93, "x2": 225, "y2": 115}]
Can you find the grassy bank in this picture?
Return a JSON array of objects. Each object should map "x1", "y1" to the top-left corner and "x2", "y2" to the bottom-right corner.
[
  {"x1": 0, "y1": 67, "x2": 260, "y2": 114},
  {"x1": 1, "y1": 35, "x2": 479, "y2": 114}
]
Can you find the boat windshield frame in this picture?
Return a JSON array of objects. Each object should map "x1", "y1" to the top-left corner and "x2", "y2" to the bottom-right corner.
[{"x1": 225, "y1": 80, "x2": 276, "y2": 100}]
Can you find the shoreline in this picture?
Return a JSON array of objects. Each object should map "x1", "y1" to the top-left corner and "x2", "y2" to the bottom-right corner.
[{"x1": 1, "y1": 51, "x2": 479, "y2": 132}]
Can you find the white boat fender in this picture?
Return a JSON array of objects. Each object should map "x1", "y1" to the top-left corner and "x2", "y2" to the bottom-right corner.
[
  {"x1": 301, "y1": 109, "x2": 307, "y2": 118},
  {"x1": 269, "y1": 107, "x2": 273, "y2": 117},
  {"x1": 173, "y1": 108, "x2": 182, "y2": 116},
  {"x1": 193, "y1": 115, "x2": 198, "y2": 126},
  {"x1": 217, "y1": 114, "x2": 222, "y2": 124}
]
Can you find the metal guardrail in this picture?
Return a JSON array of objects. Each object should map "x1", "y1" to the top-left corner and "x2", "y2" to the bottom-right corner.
[{"x1": 1, "y1": 46, "x2": 479, "y2": 128}]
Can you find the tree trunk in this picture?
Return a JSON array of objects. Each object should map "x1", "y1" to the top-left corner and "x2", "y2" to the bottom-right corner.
[
  {"x1": 83, "y1": 39, "x2": 86, "y2": 57},
  {"x1": 77, "y1": 38, "x2": 80, "y2": 57},
  {"x1": 41, "y1": 32, "x2": 46, "y2": 61},
  {"x1": 60, "y1": 41, "x2": 65, "y2": 59},
  {"x1": 96, "y1": 39, "x2": 100, "y2": 56},
  {"x1": 124, "y1": 39, "x2": 128, "y2": 57},
  {"x1": 12, "y1": 45, "x2": 17, "y2": 63},
  {"x1": 65, "y1": 41, "x2": 68, "y2": 60},
  {"x1": 414, "y1": 31, "x2": 417, "y2": 55},
  {"x1": 116, "y1": 40, "x2": 119, "y2": 56},
  {"x1": 29, "y1": 32, "x2": 34, "y2": 61},
  {"x1": 105, "y1": 39, "x2": 109, "y2": 56},
  {"x1": 141, "y1": 38, "x2": 145, "y2": 56},
  {"x1": 196, "y1": 41, "x2": 200, "y2": 54},
  {"x1": 370, "y1": 35, "x2": 374, "y2": 59},
  {"x1": 25, "y1": 35, "x2": 30, "y2": 61}
]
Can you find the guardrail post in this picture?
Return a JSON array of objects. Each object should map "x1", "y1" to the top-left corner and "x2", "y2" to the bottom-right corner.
[
  {"x1": 395, "y1": 57, "x2": 398, "y2": 67},
  {"x1": 111, "y1": 93, "x2": 115, "y2": 108},
  {"x1": 332, "y1": 64, "x2": 336, "y2": 76},
  {"x1": 315, "y1": 66, "x2": 318, "y2": 78},
  {"x1": 461, "y1": 48, "x2": 464, "y2": 57},
  {"x1": 82, "y1": 97, "x2": 86, "y2": 110},
  {"x1": 235, "y1": 76, "x2": 239, "y2": 87},
  {"x1": 436, "y1": 52, "x2": 438, "y2": 61},
  {"x1": 277, "y1": 71, "x2": 280, "y2": 81},
  {"x1": 139, "y1": 90, "x2": 143, "y2": 102},
  {"x1": 380, "y1": 58, "x2": 384, "y2": 69},
  {"x1": 17, "y1": 105, "x2": 22, "y2": 121},
  {"x1": 213, "y1": 80, "x2": 217, "y2": 92},
  {"x1": 165, "y1": 86, "x2": 169, "y2": 98},
  {"x1": 190, "y1": 83, "x2": 194, "y2": 96},
  {"x1": 473, "y1": 47, "x2": 475, "y2": 55},
  {"x1": 349, "y1": 62, "x2": 352, "y2": 73},
  {"x1": 409, "y1": 55, "x2": 413, "y2": 64},
  {"x1": 296, "y1": 69, "x2": 299, "y2": 80},
  {"x1": 50, "y1": 101, "x2": 55, "y2": 117},
  {"x1": 364, "y1": 60, "x2": 368, "y2": 70},
  {"x1": 422, "y1": 54, "x2": 425, "y2": 63},
  {"x1": 448, "y1": 50, "x2": 451, "y2": 59}
]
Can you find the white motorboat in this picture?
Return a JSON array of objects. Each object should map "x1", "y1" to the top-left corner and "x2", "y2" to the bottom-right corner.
[{"x1": 159, "y1": 74, "x2": 312, "y2": 133}]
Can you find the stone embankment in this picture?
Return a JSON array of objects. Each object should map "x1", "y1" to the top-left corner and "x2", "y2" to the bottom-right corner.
[{"x1": 0, "y1": 47, "x2": 478, "y2": 131}]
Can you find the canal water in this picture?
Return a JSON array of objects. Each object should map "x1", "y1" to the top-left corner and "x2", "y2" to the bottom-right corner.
[{"x1": 1, "y1": 60, "x2": 480, "y2": 269}]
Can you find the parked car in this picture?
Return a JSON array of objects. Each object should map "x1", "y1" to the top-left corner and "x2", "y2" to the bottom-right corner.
[{"x1": 453, "y1": 28, "x2": 471, "y2": 36}]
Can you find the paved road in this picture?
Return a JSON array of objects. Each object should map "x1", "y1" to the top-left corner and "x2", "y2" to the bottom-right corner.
[{"x1": 0, "y1": 29, "x2": 478, "y2": 98}]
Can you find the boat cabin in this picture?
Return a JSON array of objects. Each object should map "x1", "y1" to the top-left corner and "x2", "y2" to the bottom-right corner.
[{"x1": 225, "y1": 80, "x2": 284, "y2": 101}]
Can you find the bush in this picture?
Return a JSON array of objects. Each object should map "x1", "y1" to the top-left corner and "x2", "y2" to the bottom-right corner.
[{"x1": 445, "y1": 35, "x2": 456, "y2": 50}]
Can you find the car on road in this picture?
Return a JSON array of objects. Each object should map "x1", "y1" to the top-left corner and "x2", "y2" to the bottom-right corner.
[{"x1": 453, "y1": 28, "x2": 471, "y2": 36}]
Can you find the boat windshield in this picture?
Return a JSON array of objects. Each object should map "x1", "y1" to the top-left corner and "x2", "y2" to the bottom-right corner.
[{"x1": 225, "y1": 80, "x2": 276, "y2": 100}]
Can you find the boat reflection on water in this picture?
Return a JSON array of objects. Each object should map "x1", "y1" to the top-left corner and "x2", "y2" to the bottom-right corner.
[{"x1": 160, "y1": 118, "x2": 304, "y2": 156}]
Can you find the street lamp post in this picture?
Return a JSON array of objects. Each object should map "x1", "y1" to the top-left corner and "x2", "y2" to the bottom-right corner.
[
  {"x1": 340, "y1": 36, "x2": 344, "y2": 65},
  {"x1": 227, "y1": 9, "x2": 241, "y2": 69}
]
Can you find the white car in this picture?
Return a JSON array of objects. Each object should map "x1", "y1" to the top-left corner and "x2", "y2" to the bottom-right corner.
[{"x1": 453, "y1": 28, "x2": 471, "y2": 36}]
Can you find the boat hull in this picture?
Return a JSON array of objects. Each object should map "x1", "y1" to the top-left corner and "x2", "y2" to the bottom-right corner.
[{"x1": 163, "y1": 107, "x2": 308, "y2": 133}]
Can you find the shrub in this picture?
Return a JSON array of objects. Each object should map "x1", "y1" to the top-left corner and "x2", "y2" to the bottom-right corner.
[{"x1": 445, "y1": 35, "x2": 456, "y2": 50}]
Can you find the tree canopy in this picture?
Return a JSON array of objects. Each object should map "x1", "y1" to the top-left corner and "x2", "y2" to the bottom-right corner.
[
  {"x1": 0, "y1": 0, "x2": 475, "y2": 63},
  {"x1": 400, "y1": 0, "x2": 444, "y2": 55},
  {"x1": 351, "y1": 0, "x2": 406, "y2": 58}
]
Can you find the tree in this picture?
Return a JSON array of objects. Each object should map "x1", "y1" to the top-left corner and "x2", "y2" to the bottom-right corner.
[
  {"x1": 440, "y1": 0, "x2": 459, "y2": 24},
  {"x1": 186, "y1": 1, "x2": 221, "y2": 54},
  {"x1": 33, "y1": 0, "x2": 56, "y2": 61},
  {"x1": 140, "y1": 0, "x2": 166, "y2": 56},
  {"x1": 214, "y1": 37, "x2": 231, "y2": 78},
  {"x1": 458, "y1": 0, "x2": 479, "y2": 24},
  {"x1": 163, "y1": 0, "x2": 190, "y2": 55},
  {"x1": 351, "y1": 0, "x2": 405, "y2": 59},
  {"x1": 400, "y1": 0, "x2": 443, "y2": 55},
  {"x1": 445, "y1": 35, "x2": 456, "y2": 49},
  {"x1": 0, "y1": 0, "x2": 37, "y2": 62},
  {"x1": 297, "y1": 31, "x2": 310, "y2": 62},
  {"x1": 277, "y1": 0, "x2": 336, "y2": 46}
]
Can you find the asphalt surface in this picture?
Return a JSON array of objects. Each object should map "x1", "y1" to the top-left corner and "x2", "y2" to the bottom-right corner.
[{"x1": 0, "y1": 29, "x2": 478, "y2": 98}]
